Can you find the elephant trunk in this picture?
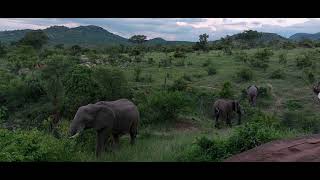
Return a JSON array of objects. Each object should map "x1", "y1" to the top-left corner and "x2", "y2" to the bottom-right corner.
[{"x1": 69, "y1": 122, "x2": 84, "y2": 139}]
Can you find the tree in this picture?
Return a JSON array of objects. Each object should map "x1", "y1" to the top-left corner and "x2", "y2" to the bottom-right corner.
[
  {"x1": 40, "y1": 54, "x2": 73, "y2": 127},
  {"x1": 6, "y1": 45, "x2": 38, "y2": 74},
  {"x1": 0, "y1": 41, "x2": 6, "y2": 57},
  {"x1": 194, "y1": 33, "x2": 209, "y2": 52},
  {"x1": 129, "y1": 35, "x2": 147, "y2": 44},
  {"x1": 18, "y1": 30, "x2": 48, "y2": 50}
]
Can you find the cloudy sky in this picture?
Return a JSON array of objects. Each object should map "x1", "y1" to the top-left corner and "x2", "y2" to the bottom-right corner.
[{"x1": 1, "y1": 18, "x2": 320, "y2": 41}]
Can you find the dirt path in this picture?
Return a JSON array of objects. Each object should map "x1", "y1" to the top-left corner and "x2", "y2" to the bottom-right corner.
[{"x1": 224, "y1": 134, "x2": 320, "y2": 162}]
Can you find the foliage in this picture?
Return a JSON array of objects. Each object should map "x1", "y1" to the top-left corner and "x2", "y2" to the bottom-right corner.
[
  {"x1": 129, "y1": 35, "x2": 147, "y2": 44},
  {"x1": 169, "y1": 78, "x2": 189, "y2": 91},
  {"x1": 236, "y1": 67, "x2": 253, "y2": 81},
  {"x1": 282, "y1": 111, "x2": 320, "y2": 133},
  {"x1": 270, "y1": 69, "x2": 285, "y2": 79},
  {"x1": 133, "y1": 66, "x2": 142, "y2": 82},
  {"x1": 6, "y1": 45, "x2": 38, "y2": 73},
  {"x1": 62, "y1": 65, "x2": 99, "y2": 118},
  {"x1": 138, "y1": 91, "x2": 189, "y2": 125},
  {"x1": 17, "y1": 30, "x2": 48, "y2": 50},
  {"x1": 296, "y1": 54, "x2": 313, "y2": 69},
  {"x1": 207, "y1": 65, "x2": 217, "y2": 75},
  {"x1": 278, "y1": 52, "x2": 287, "y2": 65},
  {"x1": 202, "y1": 59, "x2": 212, "y2": 67},
  {"x1": 219, "y1": 81, "x2": 233, "y2": 98},
  {"x1": 0, "y1": 128, "x2": 76, "y2": 161}
]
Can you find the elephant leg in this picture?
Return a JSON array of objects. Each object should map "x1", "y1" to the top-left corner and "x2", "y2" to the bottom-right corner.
[
  {"x1": 130, "y1": 125, "x2": 137, "y2": 145},
  {"x1": 113, "y1": 133, "x2": 120, "y2": 150},
  {"x1": 96, "y1": 128, "x2": 111, "y2": 158},
  {"x1": 215, "y1": 114, "x2": 220, "y2": 128},
  {"x1": 253, "y1": 96, "x2": 257, "y2": 107},
  {"x1": 226, "y1": 114, "x2": 232, "y2": 127}
]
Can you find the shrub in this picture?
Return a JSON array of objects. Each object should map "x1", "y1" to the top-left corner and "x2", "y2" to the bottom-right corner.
[
  {"x1": 92, "y1": 66, "x2": 130, "y2": 100},
  {"x1": 285, "y1": 100, "x2": 303, "y2": 111},
  {"x1": 202, "y1": 59, "x2": 212, "y2": 67},
  {"x1": 303, "y1": 69, "x2": 315, "y2": 84},
  {"x1": 270, "y1": 69, "x2": 285, "y2": 79},
  {"x1": 170, "y1": 78, "x2": 189, "y2": 91},
  {"x1": 219, "y1": 82, "x2": 233, "y2": 98},
  {"x1": 278, "y1": 52, "x2": 287, "y2": 65},
  {"x1": 296, "y1": 54, "x2": 313, "y2": 69},
  {"x1": 62, "y1": 65, "x2": 99, "y2": 118},
  {"x1": 147, "y1": 57, "x2": 154, "y2": 65},
  {"x1": 187, "y1": 61, "x2": 193, "y2": 66},
  {"x1": 207, "y1": 65, "x2": 217, "y2": 75},
  {"x1": 0, "y1": 128, "x2": 77, "y2": 161},
  {"x1": 159, "y1": 57, "x2": 172, "y2": 67},
  {"x1": 175, "y1": 59, "x2": 185, "y2": 67},
  {"x1": 235, "y1": 51, "x2": 249, "y2": 63},
  {"x1": 281, "y1": 111, "x2": 320, "y2": 133},
  {"x1": 182, "y1": 74, "x2": 192, "y2": 82},
  {"x1": 236, "y1": 68, "x2": 253, "y2": 81},
  {"x1": 173, "y1": 51, "x2": 186, "y2": 58},
  {"x1": 138, "y1": 91, "x2": 189, "y2": 125},
  {"x1": 133, "y1": 66, "x2": 142, "y2": 82},
  {"x1": 178, "y1": 111, "x2": 294, "y2": 162}
]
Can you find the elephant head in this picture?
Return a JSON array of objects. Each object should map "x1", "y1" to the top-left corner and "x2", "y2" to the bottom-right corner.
[{"x1": 69, "y1": 104, "x2": 115, "y2": 138}]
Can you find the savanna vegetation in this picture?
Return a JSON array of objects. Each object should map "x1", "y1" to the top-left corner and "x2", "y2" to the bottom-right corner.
[{"x1": 0, "y1": 29, "x2": 320, "y2": 161}]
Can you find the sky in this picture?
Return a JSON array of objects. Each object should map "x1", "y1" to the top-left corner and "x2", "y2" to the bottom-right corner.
[{"x1": 1, "y1": 18, "x2": 320, "y2": 41}]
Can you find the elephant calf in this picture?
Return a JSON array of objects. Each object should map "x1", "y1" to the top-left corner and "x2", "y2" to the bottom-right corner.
[
  {"x1": 213, "y1": 99, "x2": 242, "y2": 128},
  {"x1": 69, "y1": 99, "x2": 140, "y2": 158},
  {"x1": 247, "y1": 85, "x2": 258, "y2": 106}
]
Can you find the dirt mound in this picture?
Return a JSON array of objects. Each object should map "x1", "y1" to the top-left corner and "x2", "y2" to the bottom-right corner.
[{"x1": 225, "y1": 134, "x2": 320, "y2": 162}]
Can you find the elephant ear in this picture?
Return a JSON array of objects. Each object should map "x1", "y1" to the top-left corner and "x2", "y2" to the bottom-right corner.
[{"x1": 93, "y1": 105, "x2": 116, "y2": 130}]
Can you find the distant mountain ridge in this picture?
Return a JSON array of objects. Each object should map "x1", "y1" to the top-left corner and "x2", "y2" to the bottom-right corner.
[
  {"x1": 289, "y1": 32, "x2": 320, "y2": 41},
  {"x1": 0, "y1": 25, "x2": 193, "y2": 47}
]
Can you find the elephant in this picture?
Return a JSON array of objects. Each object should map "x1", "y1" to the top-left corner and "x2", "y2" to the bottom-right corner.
[
  {"x1": 213, "y1": 99, "x2": 242, "y2": 128},
  {"x1": 69, "y1": 99, "x2": 139, "y2": 158},
  {"x1": 247, "y1": 85, "x2": 258, "y2": 106}
]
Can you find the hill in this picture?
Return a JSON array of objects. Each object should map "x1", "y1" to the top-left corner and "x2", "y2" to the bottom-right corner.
[
  {"x1": 211, "y1": 30, "x2": 290, "y2": 48},
  {"x1": 289, "y1": 32, "x2": 320, "y2": 41},
  {"x1": 0, "y1": 25, "x2": 193, "y2": 47}
]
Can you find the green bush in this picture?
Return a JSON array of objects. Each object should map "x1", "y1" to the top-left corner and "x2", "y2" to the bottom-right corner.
[
  {"x1": 178, "y1": 111, "x2": 294, "y2": 162},
  {"x1": 173, "y1": 51, "x2": 186, "y2": 58},
  {"x1": 296, "y1": 54, "x2": 313, "y2": 69},
  {"x1": 278, "y1": 53, "x2": 287, "y2": 65},
  {"x1": 169, "y1": 78, "x2": 189, "y2": 91},
  {"x1": 207, "y1": 65, "x2": 217, "y2": 75},
  {"x1": 235, "y1": 51, "x2": 249, "y2": 63},
  {"x1": 270, "y1": 69, "x2": 285, "y2": 79},
  {"x1": 281, "y1": 111, "x2": 320, "y2": 133},
  {"x1": 175, "y1": 59, "x2": 185, "y2": 67},
  {"x1": 159, "y1": 57, "x2": 172, "y2": 67},
  {"x1": 182, "y1": 74, "x2": 192, "y2": 82},
  {"x1": 133, "y1": 66, "x2": 142, "y2": 82},
  {"x1": 285, "y1": 100, "x2": 303, "y2": 111},
  {"x1": 147, "y1": 57, "x2": 154, "y2": 65},
  {"x1": 236, "y1": 68, "x2": 253, "y2": 81},
  {"x1": 0, "y1": 128, "x2": 76, "y2": 161},
  {"x1": 62, "y1": 65, "x2": 99, "y2": 118},
  {"x1": 138, "y1": 91, "x2": 189, "y2": 125},
  {"x1": 202, "y1": 59, "x2": 212, "y2": 67},
  {"x1": 219, "y1": 82, "x2": 233, "y2": 98}
]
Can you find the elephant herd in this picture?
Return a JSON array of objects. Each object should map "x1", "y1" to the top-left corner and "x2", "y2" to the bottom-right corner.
[{"x1": 69, "y1": 82, "x2": 318, "y2": 157}]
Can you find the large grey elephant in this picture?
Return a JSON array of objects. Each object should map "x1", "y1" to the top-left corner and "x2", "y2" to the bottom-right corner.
[
  {"x1": 213, "y1": 99, "x2": 242, "y2": 128},
  {"x1": 69, "y1": 99, "x2": 140, "y2": 157},
  {"x1": 247, "y1": 85, "x2": 258, "y2": 106}
]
